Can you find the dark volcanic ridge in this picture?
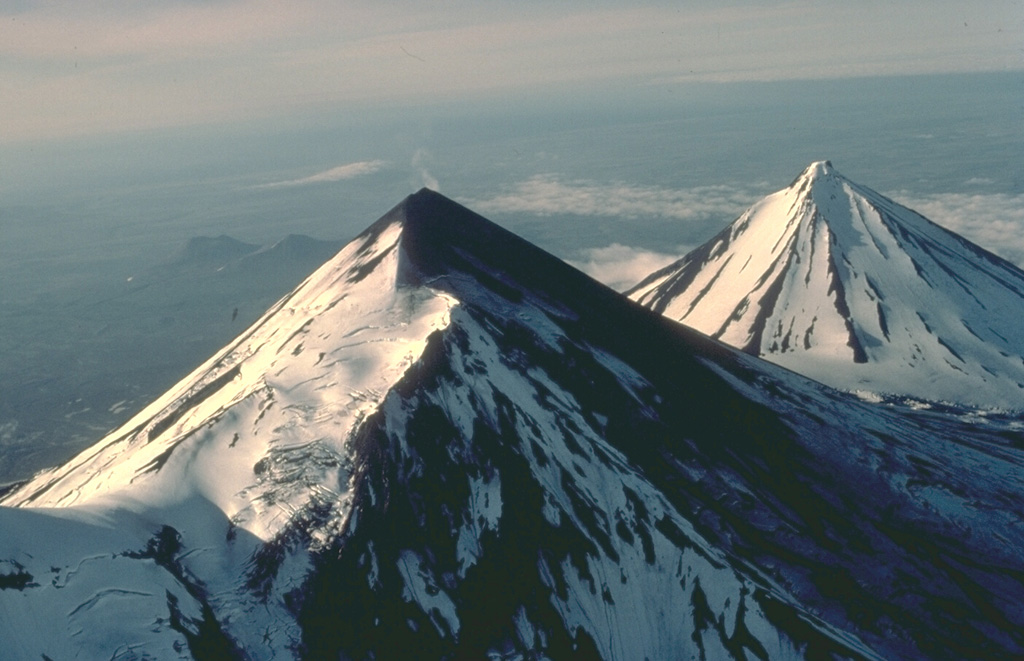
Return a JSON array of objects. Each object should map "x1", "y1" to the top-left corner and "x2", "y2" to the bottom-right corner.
[{"x1": 0, "y1": 188, "x2": 1022, "y2": 660}]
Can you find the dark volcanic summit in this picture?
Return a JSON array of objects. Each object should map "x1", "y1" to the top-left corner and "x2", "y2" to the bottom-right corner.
[{"x1": 1, "y1": 189, "x2": 1023, "y2": 660}]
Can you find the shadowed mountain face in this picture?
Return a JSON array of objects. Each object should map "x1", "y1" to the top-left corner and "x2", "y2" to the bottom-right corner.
[
  {"x1": 2, "y1": 190, "x2": 1022, "y2": 659},
  {"x1": 629, "y1": 161, "x2": 1024, "y2": 410}
]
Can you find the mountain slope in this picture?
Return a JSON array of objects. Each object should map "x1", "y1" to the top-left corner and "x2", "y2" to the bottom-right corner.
[
  {"x1": 628, "y1": 161, "x2": 1024, "y2": 409},
  {"x1": 2, "y1": 190, "x2": 1023, "y2": 659},
  {"x1": 0, "y1": 232, "x2": 344, "y2": 486}
]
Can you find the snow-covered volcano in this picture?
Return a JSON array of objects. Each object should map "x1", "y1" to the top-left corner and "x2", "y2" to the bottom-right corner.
[
  {"x1": 2, "y1": 190, "x2": 1023, "y2": 659},
  {"x1": 628, "y1": 161, "x2": 1024, "y2": 409}
]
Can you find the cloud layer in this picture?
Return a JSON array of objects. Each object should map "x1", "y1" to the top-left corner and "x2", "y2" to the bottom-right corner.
[
  {"x1": 256, "y1": 160, "x2": 388, "y2": 188},
  {"x1": 889, "y1": 190, "x2": 1024, "y2": 267},
  {"x1": 568, "y1": 244, "x2": 683, "y2": 292},
  {"x1": 470, "y1": 175, "x2": 762, "y2": 222}
]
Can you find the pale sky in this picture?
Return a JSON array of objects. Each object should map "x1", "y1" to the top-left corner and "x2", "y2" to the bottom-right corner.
[{"x1": 2, "y1": 1, "x2": 1022, "y2": 142}]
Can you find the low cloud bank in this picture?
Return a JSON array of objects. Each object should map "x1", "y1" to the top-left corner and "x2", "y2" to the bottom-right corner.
[
  {"x1": 469, "y1": 175, "x2": 761, "y2": 222},
  {"x1": 256, "y1": 160, "x2": 388, "y2": 188},
  {"x1": 889, "y1": 191, "x2": 1024, "y2": 267},
  {"x1": 568, "y1": 243, "x2": 686, "y2": 292}
]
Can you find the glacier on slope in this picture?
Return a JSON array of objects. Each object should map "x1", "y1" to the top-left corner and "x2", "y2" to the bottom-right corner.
[
  {"x1": 1, "y1": 189, "x2": 1022, "y2": 660},
  {"x1": 629, "y1": 161, "x2": 1024, "y2": 410}
]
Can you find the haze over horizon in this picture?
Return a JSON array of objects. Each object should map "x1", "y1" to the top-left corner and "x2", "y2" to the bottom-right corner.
[{"x1": 3, "y1": 1, "x2": 1021, "y2": 143}]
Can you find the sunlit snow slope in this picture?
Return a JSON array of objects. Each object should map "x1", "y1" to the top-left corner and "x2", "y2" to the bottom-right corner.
[
  {"x1": 629, "y1": 161, "x2": 1024, "y2": 409},
  {"x1": 1, "y1": 190, "x2": 1022, "y2": 660},
  {"x1": 1, "y1": 207, "x2": 457, "y2": 656}
]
